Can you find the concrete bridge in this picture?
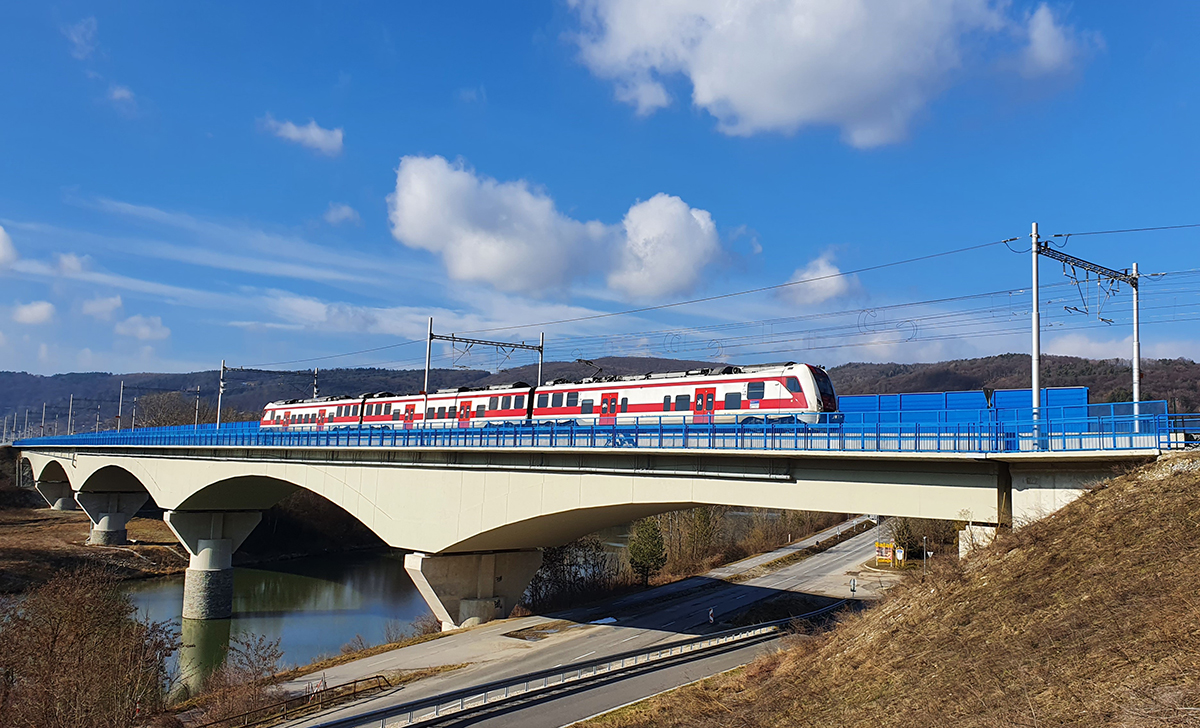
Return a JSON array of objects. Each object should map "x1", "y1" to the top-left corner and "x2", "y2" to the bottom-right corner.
[{"x1": 18, "y1": 417, "x2": 1162, "y2": 629}]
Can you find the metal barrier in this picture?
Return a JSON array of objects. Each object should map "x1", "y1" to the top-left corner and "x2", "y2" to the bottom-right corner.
[
  {"x1": 13, "y1": 406, "x2": 1178, "y2": 454},
  {"x1": 194, "y1": 674, "x2": 392, "y2": 728},
  {"x1": 306, "y1": 602, "x2": 846, "y2": 728}
]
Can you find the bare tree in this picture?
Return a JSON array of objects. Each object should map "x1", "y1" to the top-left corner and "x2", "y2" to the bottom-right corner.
[{"x1": 0, "y1": 566, "x2": 175, "y2": 728}]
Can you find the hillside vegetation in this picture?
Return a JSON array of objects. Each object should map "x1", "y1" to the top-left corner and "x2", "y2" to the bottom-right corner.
[{"x1": 589, "y1": 453, "x2": 1200, "y2": 728}]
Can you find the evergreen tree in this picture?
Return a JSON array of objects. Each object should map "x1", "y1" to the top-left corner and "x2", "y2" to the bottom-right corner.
[{"x1": 628, "y1": 517, "x2": 667, "y2": 586}]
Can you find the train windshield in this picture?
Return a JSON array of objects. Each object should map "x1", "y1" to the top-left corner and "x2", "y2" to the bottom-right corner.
[{"x1": 811, "y1": 368, "x2": 838, "y2": 411}]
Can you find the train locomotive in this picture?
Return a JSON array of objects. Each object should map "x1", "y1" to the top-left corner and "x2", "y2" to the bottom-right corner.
[{"x1": 260, "y1": 362, "x2": 838, "y2": 431}]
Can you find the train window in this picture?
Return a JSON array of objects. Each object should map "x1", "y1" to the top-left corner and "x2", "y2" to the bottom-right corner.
[
  {"x1": 706, "y1": 393, "x2": 714, "y2": 410},
  {"x1": 368, "y1": 404, "x2": 375, "y2": 417},
  {"x1": 502, "y1": 395, "x2": 512, "y2": 410},
  {"x1": 675, "y1": 394, "x2": 690, "y2": 411},
  {"x1": 600, "y1": 399, "x2": 608, "y2": 414},
  {"x1": 725, "y1": 392, "x2": 742, "y2": 410},
  {"x1": 393, "y1": 411, "x2": 401, "y2": 421},
  {"x1": 514, "y1": 395, "x2": 525, "y2": 410},
  {"x1": 785, "y1": 377, "x2": 802, "y2": 393},
  {"x1": 426, "y1": 407, "x2": 435, "y2": 420},
  {"x1": 437, "y1": 406, "x2": 446, "y2": 419},
  {"x1": 620, "y1": 397, "x2": 628, "y2": 413},
  {"x1": 384, "y1": 403, "x2": 392, "y2": 415},
  {"x1": 551, "y1": 392, "x2": 564, "y2": 408},
  {"x1": 489, "y1": 397, "x2": 499, "y2": 410},
  {"x1": 748, "y1": 381, "x2": 766, "y2": 400},
  {"x1": 476, "y1": 405, "x2": 486, "y2": 417},
  {"x1": 566, "y1": 392, "x2": 579, "y2": 407},
  {"x1": 581, "y1": 399, "x2": 594, "y2": 414},
  {"x1": 663, "y1": 396, "x2": 672, "y2": 411},
  {"x1": 538, "y1": 393, "x2": 549, "y2": 408},
  {"x1": 335, "y1": 406, "x2": 342, "y2": 417},
  {"x1": 352, "y1": 405, "x2": 359, "y2": 416}
]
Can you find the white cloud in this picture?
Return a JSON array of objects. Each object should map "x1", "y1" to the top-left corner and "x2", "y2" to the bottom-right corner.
[
  {"x1": 108, "y1": 85, "x2": 134, "y2": 102},
  {"x1": 323, "y1": 202, "x2": 361, "y2": 226},
  {"x1": 114, "y1": 314, "x2": 170, "y2": 340},
  {"x1": 608, "y1": 193, "x2": 719, "y2": 298},
  {"x1": 458, "y1": 86, "x2": 487, "y2": 104},
  {"x1": 782, "y1": 252, "x2": 857, "y2": 305},
  {"x1": 82, "y1": 295, "x2": 123, "y2": 320},
  {"x1": 0, "y1": 225, "x2": 16, "y2": 267},
  {"x1": 570, "y1": 0, "x2": 1094, "y2": 146},
  {"x1": 387, "y1": 155, "x2": 719, "y2": 299},
  {"x1": 1019, "y1": 3, "x2": 1089, "y2": 77},
  {"x1": 12, "y1": 301, "x2": 55, "y2": 325},
  {"x1": 64, "y1": 17, "x2": 98, "y2": 60},
  {"x1": 56, "y1": 253, "x2": 87, "y2": 274},
  {"x1": 388, "y1": 155, "x2": 610, "y2": 295},
  {"x1": 262, "y1": 114, "x2": 344, "y2": 156}
]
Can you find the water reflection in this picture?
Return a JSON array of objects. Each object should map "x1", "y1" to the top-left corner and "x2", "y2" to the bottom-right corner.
[{"x1": 126, "y1": 550, "x2": 430, "y2": 682}]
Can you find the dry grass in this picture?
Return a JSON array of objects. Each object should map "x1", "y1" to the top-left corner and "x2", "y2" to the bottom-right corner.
[
  {"x1": 585, "y1": 452, "x2": 1200, "y2": 728},
  {"x1": 273, "y1": 629, "x2": 452, "y2": 682},
  {"x1": 0, "y1": 509, "x2": 187, "y2": 592}
]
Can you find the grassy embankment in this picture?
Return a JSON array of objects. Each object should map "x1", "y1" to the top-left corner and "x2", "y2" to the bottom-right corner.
[{"x1": 586, "y1": 453, "x2": 1200, "y2": 728}]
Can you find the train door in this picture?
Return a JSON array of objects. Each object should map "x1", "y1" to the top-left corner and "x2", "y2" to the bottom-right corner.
[
  {"x1": 694, "y1": 387, "x2": 716, "y2": 424},
  {"x1": 318, "y1": 409, "x2": 326, "y2": 431},
  {"x1": 458, "y1": 401, "x2": 473, "y2": 427},
  {"x1": 404, "y1": 404, "x2": 415, "y2": 430},
  {"x1": 599, "y1": 392, "x2": 619, "y2": 426}
]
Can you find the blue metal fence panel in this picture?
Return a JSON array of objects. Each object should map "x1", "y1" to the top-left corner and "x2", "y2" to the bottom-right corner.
[{"x1": 13, "y1": 403, "x2": 1171, "y2": 454}]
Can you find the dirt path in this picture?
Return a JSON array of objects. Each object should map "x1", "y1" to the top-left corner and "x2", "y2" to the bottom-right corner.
[{"x1": 0, "y1": 508, "x2": 189, "y2": 592}]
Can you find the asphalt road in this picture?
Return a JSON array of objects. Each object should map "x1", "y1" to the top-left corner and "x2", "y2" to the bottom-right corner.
[{"x1": 285, "y1": 520, "x2": 896, "y2": 727}]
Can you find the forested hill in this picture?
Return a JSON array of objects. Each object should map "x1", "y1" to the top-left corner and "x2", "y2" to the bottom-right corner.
[
  {"x1": 829, "y1": 353, "x2": 1199, "y2": 411},
  {"x1": 1, "y1": 353, "x2": 1197, "y2": 424}
]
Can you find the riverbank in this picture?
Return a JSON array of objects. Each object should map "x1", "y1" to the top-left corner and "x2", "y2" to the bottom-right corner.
[{"x1": 0, "y1": 508, "x2": 187, "y2": 592}]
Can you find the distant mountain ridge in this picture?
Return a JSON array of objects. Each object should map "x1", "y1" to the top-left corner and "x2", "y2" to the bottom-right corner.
[{"x1": 1, "y1": 353, "x2": 1197, "y2": 425}]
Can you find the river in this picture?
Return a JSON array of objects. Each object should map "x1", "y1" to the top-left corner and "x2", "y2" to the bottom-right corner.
[{"x1": 126, "y1": 550, "x2": 430, "y2": 688}]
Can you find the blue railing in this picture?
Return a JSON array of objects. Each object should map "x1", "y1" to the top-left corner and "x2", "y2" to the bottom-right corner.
[{"x1": 13, "y1": 402, "x2": 1184, "y2": 454}]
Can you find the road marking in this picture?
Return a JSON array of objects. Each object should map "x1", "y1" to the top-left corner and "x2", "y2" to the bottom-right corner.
[
  {"x1": 575, "y1": 651, "x2": 596, "y2": 661},
  {"x1": 661, "y1": 619, "x2": 676, "y2": 627},
  {"x1": 619, "y1": 635, "x2": 639, "y2": 643}
]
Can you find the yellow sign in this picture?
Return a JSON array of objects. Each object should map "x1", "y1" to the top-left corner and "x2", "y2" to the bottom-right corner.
[{"x1": 875, "y1": 541, "x2": 894, "y2": 566}]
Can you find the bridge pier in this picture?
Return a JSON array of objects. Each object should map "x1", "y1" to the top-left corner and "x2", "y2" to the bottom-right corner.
[
  {"x1": 165, "y1": 511, "x2": 262, "y2": 620},
  {"x1": 33, "y1": 480, "x2": 77, "y2": 510},
  {"x1": 75, "y1": 491, "x2": 149, "y2": 545},
  {"x1": 405, "y1": 550, "x2": 543, "y2": 631}
]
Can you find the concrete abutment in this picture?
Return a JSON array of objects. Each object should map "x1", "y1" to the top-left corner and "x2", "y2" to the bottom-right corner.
[
  {"x1": 33, "y1": 479, "x2": 76, "y2": 510},
  {"x1": 75, "y1": 491, "x2": 148, "y2": 545},
  {"x1": 165, "y1": 510, "x2": 262, "y2": 620},
  {"x1": 405, "y1": 550, "x2": 544, "y2": 631}
]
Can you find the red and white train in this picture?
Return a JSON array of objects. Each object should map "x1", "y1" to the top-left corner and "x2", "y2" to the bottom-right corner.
[{"x1": 260, "y1": 362, "x2": 838, "y2": 431}]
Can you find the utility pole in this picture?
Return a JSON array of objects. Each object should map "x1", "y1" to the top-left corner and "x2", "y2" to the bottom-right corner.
[
  {"x1": 194, "y1": 386, "x2": 201, "y2": 429},
  {"x1": 1132, "y1": 262, "x2": 1141, "y2": 408},
  {"x1": 313, "y1": 367, "x2": 319, "y2": 399},
  {"x1": 1030, "y1": 222, "x2": 1041, "y2": 430},
  {"x1": 117, "y1": 381, "x2": 124, "y2": 432},
  {"x1": 216, "y1": 359, "x2": 226, "y2": 429},
  {"x1": 54, "y1": 414, "x2": 59, "y2": 435},
  {"x1": 423, "y1": 317, "x2": 433, "y2": 425},
  {"x1": 538, "y1": 332, "x2": 545, "y2": 386},
  {"x1": 23, "y1": 409, "x2": 29, "y2": 440},
  {"x1": 67, "y1": 395, "x2": 73, "y2": 436},
  {"x1": 41, "y1": 402, "x2": 46, "y2": 437},
  {"x1": 95, "y1": 403, "x2": 101, "y2": 433}
]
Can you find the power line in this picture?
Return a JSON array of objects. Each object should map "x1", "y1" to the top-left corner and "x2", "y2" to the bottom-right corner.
[
  {"x1": 1052, "y1": 223, "x2": 1200, "y2": 238},
  {"x1": 241, "y1": 340, "x2": 422, "y2": 369},
  {"x1": 458, "y1": 237, "x2": 1021, "y2": 335}
]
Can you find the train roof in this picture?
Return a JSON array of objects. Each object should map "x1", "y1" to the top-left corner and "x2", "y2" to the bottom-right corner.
[{"x1": 542, "y1": 362, "x2": 800, "y2": 387}]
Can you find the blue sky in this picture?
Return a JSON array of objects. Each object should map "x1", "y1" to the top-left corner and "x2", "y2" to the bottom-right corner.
[{"x1": 1, "y1": 1, "x2": 1198, "y2": 376}]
